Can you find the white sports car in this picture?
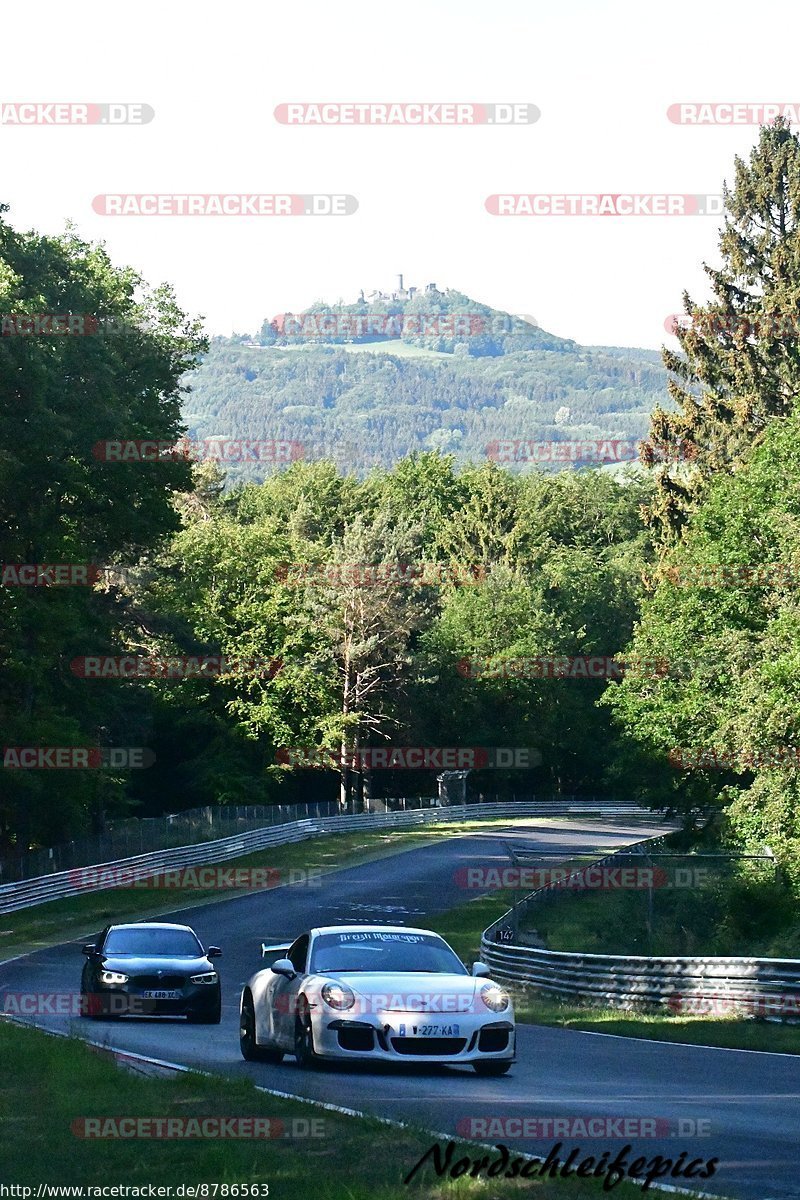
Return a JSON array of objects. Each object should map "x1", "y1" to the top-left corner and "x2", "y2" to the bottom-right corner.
[{"x1": 239, "y1": 924, "x2": 515, "y2": 1074}]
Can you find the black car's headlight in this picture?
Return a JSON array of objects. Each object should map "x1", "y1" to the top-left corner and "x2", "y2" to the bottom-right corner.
[
  {"x1": 321, "y1": 982, "x2": 355, "y2": 1010},
  {"x1": 100, "y1": 970, "x2": 129, "y2": 985},
  {"x1": 190, "y1": 972, "x2": 219, "y2": 985},
  {"x1": 480, "y1": 983, "x2": 510, "y2": 1012}
]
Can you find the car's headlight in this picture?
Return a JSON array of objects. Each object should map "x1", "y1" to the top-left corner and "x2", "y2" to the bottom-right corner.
[
  {"x1": 190, "y1": 972, "x2": 219, "y2": 985},
  {"x1": 480, "y1": 983, "x2": 510, "y2": 1012},
  {"x1": 321, "y1": 982, "x2": 355, "y2": 1010},
  {"x1": 100, "y1": 970, "x2": 129, "y2": 985}
]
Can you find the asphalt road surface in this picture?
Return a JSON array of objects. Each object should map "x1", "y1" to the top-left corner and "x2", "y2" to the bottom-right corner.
[{"x1": 2, "y1": 818, "x2": 798, "y2": 1200}]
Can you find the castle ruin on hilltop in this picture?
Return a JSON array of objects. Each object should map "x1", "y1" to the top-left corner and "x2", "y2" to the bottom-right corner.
[{"x1": 358, "y1": 275, "x2": 442, "y2": 304}]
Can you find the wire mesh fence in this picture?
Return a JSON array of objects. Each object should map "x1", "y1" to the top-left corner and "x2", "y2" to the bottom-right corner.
[{"x1": 0, "y1": 792, "x2": 625, "y2": 882}]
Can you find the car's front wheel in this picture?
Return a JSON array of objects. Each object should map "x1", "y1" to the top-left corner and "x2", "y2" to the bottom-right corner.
[
  {"x1": 473, "y1": 1060, "x2": 512, "y2": 1076},
  {"x1": 294, "y1": 1000, "x2": 319, "y2": 1069},
  {"x1": 240, "y1": 992, "x2": 284, "y2": 1063}
]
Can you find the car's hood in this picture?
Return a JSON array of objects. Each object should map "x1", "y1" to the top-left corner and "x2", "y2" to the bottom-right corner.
[
  {"x1": 329, "y1": 971, "x2": 480, "y2": 1011},
  {"x1": 100, "y1": 955, "x2": 212, "y2": 974}
]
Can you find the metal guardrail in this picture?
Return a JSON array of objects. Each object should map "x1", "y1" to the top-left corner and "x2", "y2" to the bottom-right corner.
[
  {"x1": 480, "y1": 837, "x2": 800, "y2": 1020},
  {"x1": 0, "y1": 799, "x2": 656, "y2": 915},
  {"x1": 0, "y1": 792, "x2": 629, "y2": 882},
  {"x1": 0, "y1": 801, "x2": 346, "y2": 882}
]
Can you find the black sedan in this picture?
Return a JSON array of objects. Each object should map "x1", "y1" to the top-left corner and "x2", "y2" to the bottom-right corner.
[{"x1": 80, "y1": 921, "x2": 222, "y2": 1023}]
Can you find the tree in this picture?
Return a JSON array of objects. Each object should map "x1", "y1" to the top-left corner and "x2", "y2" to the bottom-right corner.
[
  {"x1": 605, "y1": 410, "x2": 800, "y2": 885},
  {"x1": 303, "y1": 511, "x2": 435, "y2": 810},
  {"x1": 645, "y1": 118, "x2": 800, "y2": 540},
  {"x1": 0, "y1": 210, "x2": 205, "y2": 849}
]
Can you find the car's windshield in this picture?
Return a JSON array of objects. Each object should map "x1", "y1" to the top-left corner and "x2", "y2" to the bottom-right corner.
[
  {"x1": 310, "y1": 930, "x2": 467, "y2": 975},
  {"x1": 103, "y1": 928, "x2": 203, "y2": 957}
]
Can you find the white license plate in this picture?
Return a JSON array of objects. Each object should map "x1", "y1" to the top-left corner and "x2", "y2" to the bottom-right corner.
[
  {"x1": 141, "y1": 989, "x2": 181, "y2": 1000},
  {"x1": 400, "y1": 1024, "x2": 460, "y2": 1037}
]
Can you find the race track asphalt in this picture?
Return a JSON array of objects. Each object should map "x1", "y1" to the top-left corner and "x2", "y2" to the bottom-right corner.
[{"x1": 2, "y1": 818, "x2": 798, "y2": 1200}]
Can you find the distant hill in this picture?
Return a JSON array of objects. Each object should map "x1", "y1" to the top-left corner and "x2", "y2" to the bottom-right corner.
[{"x1": 181, "y1": 286, "x2": 668, "y2": 481}]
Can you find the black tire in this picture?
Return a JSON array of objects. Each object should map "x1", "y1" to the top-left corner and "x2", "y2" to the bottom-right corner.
[
  {"x1": 240, "y1": 993, "x2": 284, "y2": 1062},
  {"x1": 473, "y1": 1060, "x2": 512, "y2": 1076},
  {"x1": 294, "y1": 1000, "x2": 319, "y2": 1069}
]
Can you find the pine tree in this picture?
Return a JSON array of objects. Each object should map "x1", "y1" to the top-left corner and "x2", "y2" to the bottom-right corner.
[{"x1": 645, "y1": 118, "x2": 800, "y2": 540}]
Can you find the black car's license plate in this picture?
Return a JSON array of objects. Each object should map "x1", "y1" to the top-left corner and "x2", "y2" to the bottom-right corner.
[{"x1": 141, "y1": 989, "x2": 181, "y2": 1000}]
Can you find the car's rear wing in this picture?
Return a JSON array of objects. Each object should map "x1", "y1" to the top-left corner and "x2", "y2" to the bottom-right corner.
[{"x1": 261, "y1": 941, "x2": 291, "y2": 963}]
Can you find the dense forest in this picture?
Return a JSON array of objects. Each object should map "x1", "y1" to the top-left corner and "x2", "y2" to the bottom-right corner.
[
  {"x1": 3, "y1": 120, "x2": 800, "y2": 897},
  {"x1": 185, "y1": 320, "x2": 665, "y2": 480}
]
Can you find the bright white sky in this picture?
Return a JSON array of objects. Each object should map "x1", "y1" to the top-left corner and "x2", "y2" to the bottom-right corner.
[{"x1": 4, "y1": 0, "x2": 800, "y2": 349}]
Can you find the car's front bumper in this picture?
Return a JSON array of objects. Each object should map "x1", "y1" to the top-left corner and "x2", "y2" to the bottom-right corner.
[
  {"x1": 312, "y1": 1010, "x2": 515, "y2": 1064},
  {"x1": 87, "y1": 984, "x2": 220, "y2": 1017}
]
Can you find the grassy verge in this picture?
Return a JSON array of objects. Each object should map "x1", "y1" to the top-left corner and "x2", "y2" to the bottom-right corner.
[
  {"x1": 513, "y1": 823, "x2": 800, "y2": 959},
  {"x1": 0, "y1": 818, "x2": 541, "y2": 961},
  {"x1": 506, "y1": 994, "x2": 800, "y2": 1055},
  {"x1": 0, "y1": 1020, "x2": 672, "y2": 1199},
  {"x1": 522, "y1": 869, "x2": 800, "y2": 959},
  {"x1": 422, "y1": 894, "x2": 800, "y2": 1056}
]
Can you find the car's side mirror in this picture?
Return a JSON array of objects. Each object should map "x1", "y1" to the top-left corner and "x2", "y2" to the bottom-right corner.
[
  {"x1": 472, "y1": 961, "x2": 491, "y2": 978},
  {"x1": 82, "y1": 944, "x2": 97, "y2": 956},
  {"x1": 271, "y1": 957, "x2": 296, "y2": 979},
  {"x1": 207, "y1": 946, "x2": 222, "y2": 958}
]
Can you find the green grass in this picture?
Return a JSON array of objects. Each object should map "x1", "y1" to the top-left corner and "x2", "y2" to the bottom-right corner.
[
  {"x1": 0, "y1": 818, "x2": 543, "y2": 961},
  {"x1": 522, "y1": 868, "x2": 800, "y2": 959},
  {"x1": 421, "y1": 893, "x2": 800, "y2": 1056},
  {"x1": 506, "y1": 993, "x2": 800, "y2": 1055},
  {"x1": 0, "y1": 1021, "x2": 673, "y2": 1198},
  {"x1": 425, "y1": 891, "x2": 518, "y2": 965}
]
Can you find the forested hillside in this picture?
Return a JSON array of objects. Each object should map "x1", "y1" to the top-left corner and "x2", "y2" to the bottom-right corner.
[
  {"x1": 183, "y1": 321, "x2": 666, "y2": 480},
  {"x1": 4, "y1": 121, "x2": 800, "y2": 905}
]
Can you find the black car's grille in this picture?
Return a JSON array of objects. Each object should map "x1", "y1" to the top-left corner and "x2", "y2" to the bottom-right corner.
[
  {"x1": 129, "y1": 974, "x2": 187, "y2": 989},
  {"x1": 391, "y1": 1037, "x2": 466, "y2": 1056}
]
